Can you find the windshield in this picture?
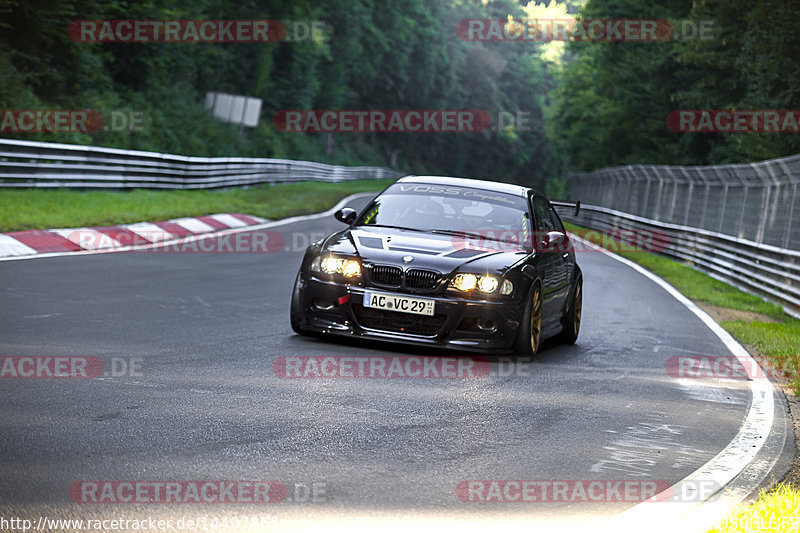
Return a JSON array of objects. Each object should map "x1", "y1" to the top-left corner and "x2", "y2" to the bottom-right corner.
[{"x1": 357, "y1": 184, "x2": 531, "y2": 243}]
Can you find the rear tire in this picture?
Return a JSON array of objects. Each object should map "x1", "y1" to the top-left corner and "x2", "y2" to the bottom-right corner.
[
  {"x1": 556, "y1": 273, "x2": 582, "y2": 345},
  {"x1": 513, "y1": 281, "x2": 543, "y2": 358}
]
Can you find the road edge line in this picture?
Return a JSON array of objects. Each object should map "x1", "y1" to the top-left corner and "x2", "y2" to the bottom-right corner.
[{"x1": 570, "y1": 234, "x2": 783, "y2": 533}]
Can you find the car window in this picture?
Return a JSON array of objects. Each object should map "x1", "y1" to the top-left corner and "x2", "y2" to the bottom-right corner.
[
  {"x1": 549, "y1": 206, "x2": 566, "y2": 232},
  {"x1": 533, "y1": 197, "x2": 555, "y2": 232}
]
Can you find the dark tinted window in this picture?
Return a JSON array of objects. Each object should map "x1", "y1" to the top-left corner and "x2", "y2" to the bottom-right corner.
[
  {"x1": 532, "y1": 197, "x2": 555, "y2": 232},
  {"x1": 549, "y1": 206, "x2": 566, "y2": 232}
]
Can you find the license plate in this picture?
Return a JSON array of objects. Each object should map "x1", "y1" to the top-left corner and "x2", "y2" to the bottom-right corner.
[{"x1": 362, "y1": 291, "x2": 435, "y2": 316}]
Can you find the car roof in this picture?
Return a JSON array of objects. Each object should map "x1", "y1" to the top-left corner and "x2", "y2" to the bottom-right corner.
[{"x1": 397, "y1": 175, "x2": 533, "y2": 198}]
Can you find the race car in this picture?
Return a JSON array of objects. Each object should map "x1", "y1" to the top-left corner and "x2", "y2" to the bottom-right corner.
[{"x1": 290, "y1": 176, "x2": 582, "y2": 356}]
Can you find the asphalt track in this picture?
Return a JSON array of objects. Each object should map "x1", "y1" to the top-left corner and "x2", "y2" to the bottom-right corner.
[{"x1": 0, "y1": 193, "x2": 792, "y2": 532}]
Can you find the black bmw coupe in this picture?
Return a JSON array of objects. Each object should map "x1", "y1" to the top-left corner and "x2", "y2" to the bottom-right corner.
[{"x1": 290, "y1": 176, "x2": 582, "y2": 356}]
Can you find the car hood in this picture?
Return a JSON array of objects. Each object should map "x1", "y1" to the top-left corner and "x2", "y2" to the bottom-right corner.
[{"x1": 321, "y1": 226, "x2": 527, "y2": 275}]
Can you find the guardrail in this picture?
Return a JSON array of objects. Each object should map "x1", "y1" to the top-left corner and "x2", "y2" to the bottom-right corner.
[
  {"x1": 0, "y1": 138, "x2": 403, "y2": 189},
  {"x1": 555, "y1": 204, "x2": 800, "y2": 319}
]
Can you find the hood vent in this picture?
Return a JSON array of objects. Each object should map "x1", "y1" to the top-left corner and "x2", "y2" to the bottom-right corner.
[
  {"x1": 387, "y1": 246, "x2": 439, "y2": 255},
  {"x1": 445, "y1": 248, "x2": 489, "y2": 259},
  {"x1": 357, "y1": 236, "x2": 384, "y2": 249}
]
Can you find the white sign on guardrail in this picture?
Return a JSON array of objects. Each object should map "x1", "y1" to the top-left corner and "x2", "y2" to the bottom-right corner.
[{"x1": 205, "y1": 92, "x2": 262, "y2": 127}]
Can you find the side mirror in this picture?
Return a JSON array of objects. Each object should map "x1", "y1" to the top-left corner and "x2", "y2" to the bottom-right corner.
[
  {"x1": 539, "y1": 231, "x2": 568, "y2": 252},
  {"x1": 547, "y1": 230, "x2": 566, "y2": 244},
  {"x1": 334, "y1": 207, "x2": 357, "y2": 225}
]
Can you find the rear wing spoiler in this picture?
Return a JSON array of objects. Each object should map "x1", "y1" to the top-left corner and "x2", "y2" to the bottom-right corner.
[{"x1": 550, "y1": 200, "x2": 581, "y2": 217}]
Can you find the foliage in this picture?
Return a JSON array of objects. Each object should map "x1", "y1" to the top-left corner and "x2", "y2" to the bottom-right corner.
[
  {"x1": 0, "y1": 0, "x2": 558, "y2": 190},
  {"x1": 1, "y1": 0, "x2": 797, "y2": 186},
  {"x1": 547, "y1": 0, "x2": 800, "y2": 172}
]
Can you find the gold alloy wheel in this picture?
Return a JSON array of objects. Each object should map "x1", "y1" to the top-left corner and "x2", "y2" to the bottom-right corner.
[
  {"x1": 573, "y1": 280, "x2": 582, "y2": 336},
  {"x1": 530, "y1": 286, "x2": 542, "y2": 352}
]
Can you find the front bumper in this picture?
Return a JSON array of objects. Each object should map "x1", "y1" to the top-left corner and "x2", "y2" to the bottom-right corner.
[{"x1": 294, "y1": 274, "x2": 525, "y2": 354}]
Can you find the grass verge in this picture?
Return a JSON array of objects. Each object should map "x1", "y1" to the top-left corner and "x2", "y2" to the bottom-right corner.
[
  {"x1": 564, "y1": 222, "x2": 800, "y2": 532},
  {"x1": 707, "y1": 484, "x2": 800, "y2": 532},
  {"x1": 0, "y1": 179, "x2": 396, "y2": 232}
]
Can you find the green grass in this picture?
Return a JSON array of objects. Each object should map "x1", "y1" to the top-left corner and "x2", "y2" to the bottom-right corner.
[
  {"x1": 0, "y1": 179, "x2": 395, "y2": 232},
  {"x1": 707, "y1": 484, "x2": 800, "y2": 532},
  {"x1": 722, "y1": 320, "x2": 800, "y2": 390},
  {"x1": 564, "y1": 222, "x2": 800, "y2": 531}
]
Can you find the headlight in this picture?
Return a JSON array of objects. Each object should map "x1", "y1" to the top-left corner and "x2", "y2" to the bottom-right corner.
[
  {"x1": 452, "y1": 273, "x2": 512, "y2": 295},
  {"x1": 477, "y1": 275, "x2": 499, "y2": 293},
  {"x1": 321, "y1": 256, "x2": 344, "y2": 274},
  {"x1": 341, "y1": 259, "x2": 361, "y2": 278},
  {"x1": 453, "y1": 273, "x2": 477, "y2": 291},
  {"x1": 318, "y1": 255, "x2": 361, "y2": 278}
]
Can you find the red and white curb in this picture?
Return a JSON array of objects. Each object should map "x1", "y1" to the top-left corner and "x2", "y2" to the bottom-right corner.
[
  {"x1": 0, "y1": 192, "x2": 379, "y2": 262},
  {"x1": 0, "y1": 213, "x2": 266, "y2": 258}
]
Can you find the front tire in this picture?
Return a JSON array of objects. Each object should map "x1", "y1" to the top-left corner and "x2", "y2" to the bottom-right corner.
[
  {"x1": 290, "y1": 272, "x2": 311, "y2": 336},
  {"x1": 557, "y1": 273, "x2": 582, "y2": 345},
  {"x1": 513, "y1": 281, "x2": 543, "y2": 358}
]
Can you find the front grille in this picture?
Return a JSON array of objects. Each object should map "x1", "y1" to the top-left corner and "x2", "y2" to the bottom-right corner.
[
  {"x1": 371, "y1": 265, "x2": 402, "y2": 286},
  {"x1": 405, "y1": 268, "x2": 441, "y2": 289},
  {"x1": 353, "y1": 306, "x2": 447, "y2": 336}
]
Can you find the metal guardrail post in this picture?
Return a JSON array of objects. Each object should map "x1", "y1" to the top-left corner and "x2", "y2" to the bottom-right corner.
[
  {"x1": 699, "y1": 182, "x2": 711, "y2": 230},
  {"x1": 718, "y1": 180, "x2": 729, "y2": 234},
  {"x1": 753, "y1": 162, "x2": 770, "y2": 245},
  {"x1": 786, "y1": 182, "x2": 798, "y2": 249},
  {"x1": 665, "y1": 167, "x2": 680, "y2": 222},
  {"x1": 653, "y1": 172, "x2": 665, "y2": 222},
  {"x1": 737, "y1": 184, "x2": 749, "y2": 239},
  {"x1": 624, "y1": 166, "x2": 636, "y2": 212},
  {"x1": 642, "y1": 168, "x2": 652, "y2": 218},
  {"x1": 682, "y1": 168, "x2": 694, "y2": 226}
]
